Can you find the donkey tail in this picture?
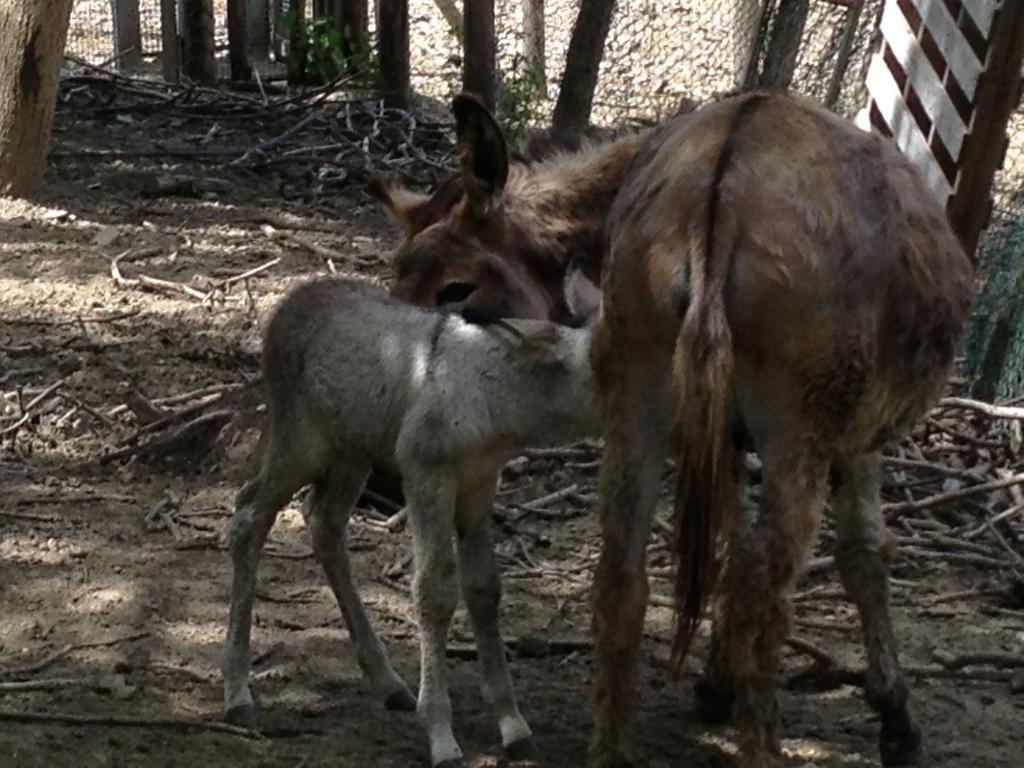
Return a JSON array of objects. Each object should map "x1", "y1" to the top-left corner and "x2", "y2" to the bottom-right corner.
[
  {"x1": 669, "y1": 94, "x2": 765, "y2": 670},
  {"x1": 669, "y1": 261, "x2": 737, "y2": 671}
]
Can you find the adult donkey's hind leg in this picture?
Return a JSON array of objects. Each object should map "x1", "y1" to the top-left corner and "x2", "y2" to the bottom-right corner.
[
  {"x1": 455, "y1": 477, "x2": 536, "y2": 761},
  {"x1": 833, "y1": 452, "x2": 922, "y2": 765},
  {"x1": 304, "y1": 459, "x2": 417, "y2": 712},
  {"x1": 695, "y1": 451, "x2": 758, "y2": 724},
  {"x1": 721, "y1": 434, "x2": 829, "y2": 768},
  {"x1": 589, "y1": 359, "x2": 671, "y2": 768}
]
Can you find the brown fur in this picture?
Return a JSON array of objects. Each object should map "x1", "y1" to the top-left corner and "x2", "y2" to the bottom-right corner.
[
  {"x1": 589, "y1": 90, "x2": 974, "y2": 768},
  {"x1": 371, "y1": 94, "x2": 648, "y2": 323}
]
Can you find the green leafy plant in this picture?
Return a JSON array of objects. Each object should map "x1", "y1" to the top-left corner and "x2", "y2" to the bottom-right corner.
[
  {"x1": 280, "y1": 12, "x2": 377, "y2": 86},
  {"x1": 498, "y1": 56, "x2": 546, "y2": 147}
]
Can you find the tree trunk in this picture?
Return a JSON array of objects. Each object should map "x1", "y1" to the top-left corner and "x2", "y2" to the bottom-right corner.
[
  {"x1": 227, "y1": 0, "x2": 253, "y2": 81},
  {"x1": 823, "y1": 0, "x2": 864, "y2": 109},
  {"x1": 551, "y1": 0, "x2": 616, "y2": 150},
  {"x1": 377, "y1": 0, "x2": 409, "y2": 108},
  {"x1": 965, "y1": 219, "x2": 1024, "y2": 401},
  {"x1": 336, "y1": 0, "x2": 368, "y2": 62},
  {"x1": 0, "y1": 0, "x2": 75, "y2": 199},
  {"x1": 758, "y1": 0, "x2": 808, "y2": 89},
  {"x1": 286, "y1": 0, "x2": 307, "y2": 84},
  {"x1": 111, "y1": 0, "x2": 144, "y2": 70},
  {"x1": 181, "y1": 0, "x2": 217, "y2": 84},
  {"x1": 730, "y1": 0, "x2": 763, "y2": 90},
  {"x1": 522, "y1": 0, "x2": 545, "y2": 96},
  {"x1": 246, "y1": 0, "x2": 270, "y2": 61},
  {"x1": 464, "y1": 0, "x2": 496, "y2": 110},
  {"x1": 160, "y1": 0, "x2": 180, "y2": 83},
  {"x1": 433, "y1": 0, "x2": 462, "y2": 39}
]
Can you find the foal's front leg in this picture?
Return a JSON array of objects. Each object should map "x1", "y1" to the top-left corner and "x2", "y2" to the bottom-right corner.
[
  {"x1": 456, "y1": 477, "x2": 536, "y2": 761},
  {"x1": 405, "y1": 466, "x2": 465, "y2": 767}
]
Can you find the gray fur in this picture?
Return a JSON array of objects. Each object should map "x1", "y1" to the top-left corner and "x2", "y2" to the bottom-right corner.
[{"x1": 221, "y1": 277, "x2": 599, "y2": 766}]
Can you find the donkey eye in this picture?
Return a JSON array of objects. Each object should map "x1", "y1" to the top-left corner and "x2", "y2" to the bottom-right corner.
[{"x1": 436, "y1": 281, "x2": 476, "y2": 306}]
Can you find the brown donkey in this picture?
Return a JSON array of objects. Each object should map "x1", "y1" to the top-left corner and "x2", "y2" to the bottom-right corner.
[{"x1": 588, "y1": 90, "x2": 973, "y2": 767}]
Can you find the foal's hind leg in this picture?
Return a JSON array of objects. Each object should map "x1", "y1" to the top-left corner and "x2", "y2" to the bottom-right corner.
[
  {"x1": 404, "y1": 465, "x2": 464, "y2": 767},
  {"x1": 304, "y1": 460, "x2": 416, "y2": 711},
  {"x1": 833, "y1": 452, "x2": 921, "y2": 766},
  {"x1": 221, "y1": 472, "x2": 298, "y2": 726},
  {"x1": 589, "y1": 365, "x2": 669, "y2": 768},
  {"x1": 722, "y1": 438, "x2": 829, "y2": 768},
  {"x1": 455, "y1": 478, "x2": 535, "y2": 761}
]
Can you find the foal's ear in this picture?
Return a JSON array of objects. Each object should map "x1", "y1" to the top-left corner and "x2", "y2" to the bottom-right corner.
[
  {"x1": 367, "y1": 173, "x2": 432, "y2": 235},
  {"x1": 452, "y1": 92, "x2": 509, "y2": 221}
]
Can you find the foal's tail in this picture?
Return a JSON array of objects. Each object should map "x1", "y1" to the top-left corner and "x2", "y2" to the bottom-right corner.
[{"x1": 670, "y1": 93, "x2": 765, "y2": 670}]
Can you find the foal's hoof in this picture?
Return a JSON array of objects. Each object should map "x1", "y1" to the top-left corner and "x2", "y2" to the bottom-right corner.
[
  {"x1": 693, "y1": 676, "x2": 734, "y2": 724},
  {"x1": 506, "y1": 736, "x2": 540, "y2": 762},
  {"x1": 224, "y1": 703, "x2": 257, "y2": 730},
  {"x1": 384, "y1": 686, "x2": 418, "y2": 712},
  {"x1": 880, "y1": 718, "x2": 923, "y2": 766}
]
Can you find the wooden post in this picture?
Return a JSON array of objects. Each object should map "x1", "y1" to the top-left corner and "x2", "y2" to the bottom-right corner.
[
  {"x1": 110, "y1": 0, "x2": 143, "y2": 69},
  {"x1": 377, "y1": 0, "x2": 409, "y2": 107},
  {"x1": 181, "y1": 0, "x2": 216, "y2": 84},
  {"x1": 523, "y1": 0, "x2": 545, "y2": 96},
  {"x1": 159, "y1": 0, "x2": 180, "y2": 83},
  {"x1": 464, "y1": 0, "x2": 496, "y2": 110},
  {"x1": 759, "y1": 0, "x2": 809, "y2": 88},
  {"x1": 946, "y1": 1, "x2": 1024, "y2": 261},
  {"x1": 227, "y1": 0, "x2": 253, "y2": 80},
  {"x1": 246, "y1": 0, "x2": 270, "y2": 61}
]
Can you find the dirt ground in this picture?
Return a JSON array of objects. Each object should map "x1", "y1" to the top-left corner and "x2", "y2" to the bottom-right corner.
[{"x1": 1, "y1": 86, "x2": 1023, "y2": 768}]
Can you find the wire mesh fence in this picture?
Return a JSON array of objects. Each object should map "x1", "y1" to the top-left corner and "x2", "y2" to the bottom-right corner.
[
  {"x1": 65, "y1": 2, "x2": 881, "y2": 120},
  {"x1": 403, "y1": 0, "x2": 883, "y2": 125}
]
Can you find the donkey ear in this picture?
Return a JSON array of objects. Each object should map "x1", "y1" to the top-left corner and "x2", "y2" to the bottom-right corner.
[
  {"x1": 368, "y1": 173, "x2": 431, "y2": 235},
  {"x1": 452, "y1": 92, "x2": 509, "y2": 220}
]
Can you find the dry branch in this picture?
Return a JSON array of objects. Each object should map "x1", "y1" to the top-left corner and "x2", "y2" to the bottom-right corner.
[
  {"x1": 0, "y1": 379, "x2": 67, "y2": 437},
  {"x1": 884, "y1": 473, "x2": 1024, "y2": 515},
  {"x1": 0, "y1": 632, "x2": 149, "y2": 680},
  {"x1": 0, "y1": 677, "x2": 109, "y2": 693},
  {"x1": 0, "y1": 709, "x2": 263, "y2": 738},
  {"x1": 940, "y1": 397, "x2": 1024, "y2": 421}
]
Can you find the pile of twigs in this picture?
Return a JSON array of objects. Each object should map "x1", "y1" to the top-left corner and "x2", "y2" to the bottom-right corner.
[{"x1": 54, "y1": 57, "x2": 458, "y2": 189}]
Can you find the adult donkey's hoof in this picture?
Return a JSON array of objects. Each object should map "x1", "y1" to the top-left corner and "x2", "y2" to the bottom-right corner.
[
  {"x1": 384, "y1": 686, "x2": 418, "y2": 712},
  {"x1": 506, "y1": 736, "x2": 540, "y2": 762},
  {"x1": 880, "y1": 717, "x2": 923, "y2": 766},
  {"x1": 224, "y1": 703, "x2": 257, "y2": 730},
  {"x1": 434, "y1": 760, "x2": 468, "y2": 768}
]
